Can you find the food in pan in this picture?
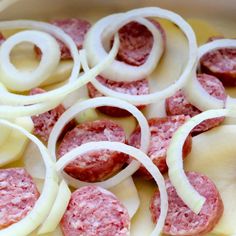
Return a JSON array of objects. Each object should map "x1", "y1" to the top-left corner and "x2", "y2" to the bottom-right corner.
[{"x1": 0, "y1": 2, "x2": 235, "y2": 236}]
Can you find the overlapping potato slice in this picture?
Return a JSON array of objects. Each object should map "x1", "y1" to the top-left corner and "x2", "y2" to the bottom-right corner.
[{"x1": 185, "y1": 125, "x2": 236, "y2": 235}]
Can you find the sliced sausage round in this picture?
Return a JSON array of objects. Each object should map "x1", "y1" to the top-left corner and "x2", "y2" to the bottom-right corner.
[
  {"x1": 57, "y1": 120, "x2": 128, "y2": 182},
  {"x1": 116, "y1": 19, "x2": 166, "y2": 66},
  {"x1": 128, "y1": 115, "x2": 192, "y2": 179},
  {"x1": 30, "y1": 88, "x2": 73, "y2": 143},
  {"x1": 200, "y1": 44, "x2": 236, "y2": 86},
  {"x1": 87, "y1": 75, "x2": 149, "y2": 117},
  {"x1": 150, "y1": 172, "x2": 224, "y2": 236},
  {"x1": 0, "y1": 168, "x2": 39, "y2": 229},
  {"x1": 165, "y1": 73, "x2": 227, "y2": 135},
  {"x1": 35, "y1": 18, "x2": 91, "y2": 60},
  {"x1": 61, "y1": 185, "x2": 130, "y2": 236}
]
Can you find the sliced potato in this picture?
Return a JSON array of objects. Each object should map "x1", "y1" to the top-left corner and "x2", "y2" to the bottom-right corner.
[
  {"x1": 110, "y1": 177, "x2": 140, "y2": 219},
  {"x1": 187, "y1": 18, "x2": 221, "y2": 45},
  {"x1": 185, "y1": 125, "x2": 236, "y2": 235},
  {"x1": 0, "y1": 117, "x2": 33, "y2": 166}
]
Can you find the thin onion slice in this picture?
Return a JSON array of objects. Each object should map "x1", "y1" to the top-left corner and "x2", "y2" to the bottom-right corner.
[
  {"x1": 38, "y1": 180, "x2": 71, "y2": 235},
  {"x1": 0, "y1": 119, "x2": 58, "y2": 236},
  {"x1": 56, "y1": 141, "x2": 168, "y2": 236},
  {"x1": 0, "y1": 30, "x2": 60, "y2": 91},
  {"x1": 0, "y1": 83, "x2": 62, "y2": 118},
  {"x1": 78, "y1": 49, "x2": 90, "y2": 74},
  {"x1": 84, "y1": 15, "x2": 164, "y2": 82},
  {"x1": 48, "y1": 97, "x2": 150, "y2": 189},
  {"x1": 87, "y1": 7, "x2": 197, "y2": 105},
  {"x1": 0, "y1": 21, "x2": 119, "y2": 106},
  {"x1": 166, "y1": 108, "x2": 236, "y2": 214},
  {"x1": 184, "y1": 39, "x2": 236, "y2": 111}
]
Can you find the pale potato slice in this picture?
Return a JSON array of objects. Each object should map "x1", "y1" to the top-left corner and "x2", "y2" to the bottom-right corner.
[
  {"x1": 0, "y1": 117, "x2": 33, "y2": 166},
  {"x1": 23, "y1": 142, "x2": 46, "y2": 180},
  {"x1": 130, "y1": 178, "x2": 156, "y2": 236},
  {"x1": 185, "y1": 125, "x2": 236, "y2": 235},
  {"x1": 145, "y1": 19, "x2": 188, "y2": 118},
  {"x1": 110, "y1": 177, "x2": 140, "y2": 219},
  {"x1": 187, "y1": 18, "x2": 221, "y2": 45}
]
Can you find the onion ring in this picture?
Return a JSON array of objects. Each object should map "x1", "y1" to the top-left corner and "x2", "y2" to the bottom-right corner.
[
  {"x1": 0, "y1": 30, "x2": 60, "y2": 91},
  {"x1": 48, "y1": 97, "x2": 150, "y2": 189},
  {"x1": 87, "y1": 7, "x2": 197, "y2": 105},
  {"x1": 0, "y1": 82, "x2": 61, "y2": 118},
  {"x1": 184, "y1": 39, "x2": 236, "y2": 111},
  {"x1": 38, "y1": 180, "x2": 71, "y2": 234},
  {"x1": 0, "y1": 21, "x2": 119, "y2": 106},
  {"x1": 84, "y1": 15, "x2": 164, "y2": 82}
]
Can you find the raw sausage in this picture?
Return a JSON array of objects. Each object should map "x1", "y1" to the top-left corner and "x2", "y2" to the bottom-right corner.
[
  {"x1": 0, "y1": 168, "x2": 39, "y2": 229},
  {"x1": 150, "y1": 172, "x2": 224, "y2": 236},
  {"x1": 200, "y1": 43, "x2": 236, "y2": 86},
  {"x1": 116, "y1": 19, "x2": 166, "y2": 66},
  {"x1": 87, "y1": 76, "x2": 149, "y2": 117},
  {"x1": 57, "y1": 120, "x2": 128, "y2": 182},
  {"x1": 165, "y1": 74, "x2": 226, "y2": 135},
  {"x1": 128, "y1": 115, "x2": 192, "y2": 179},
  {"x1": 35, "y1": 18, "x2": 91, "y2": 60},
  {"x1": 61, "y1": 186, "x2": 130, "y2": 236},
  {"x1": 30, "y1": 88, "x2": 72, "y2": 142}
]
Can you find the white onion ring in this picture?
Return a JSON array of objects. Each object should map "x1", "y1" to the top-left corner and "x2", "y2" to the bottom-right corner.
[
  {"x1": 0, "y1": 83, "x2": 61, "y2": 119},
  {"x1": 48, "y1": 97, "x2": 150, "y2": 189},
  {"x1": 166, "y1": 109, "x2": 236, "y2": 214},
  {"x1": 0, "y1": 21, "x2": 119, "y2": 106},
  {"x1": 77, "y1": 49, "x2": 90, "y2": 75},
  {"x1": 38, "y1": 180, "x2": 71, "y2": 234},
  {"x1": 56, "y1": 141, "x2": 168, "y2": 236},
  {"x1": 184, "y1": 39, "x2": 236, "y2": 111},
  {"x1": 87, "y1": 7, "x2": 197, "y2": 105},
  {"x1": 0, "y1": 83, "x2": 62, "y2": 118},
  {"x1": 0, "y1": 83, "x2": 61, "y2": 118},
  {"x1": 0, "y1": 119, "x2": 58, "y2": 236},
  {"x1": 0, "y1": 30, "x2": 60, "y2": 91},
  {"x1": 84, "y1": 15, "x2": 164, "y2": 82}
]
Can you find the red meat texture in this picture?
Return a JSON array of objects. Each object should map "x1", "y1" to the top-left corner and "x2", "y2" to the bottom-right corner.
[
  {"x1": 30, "y1": 88, "x2": 68, "y2": 143},
  {"x1": 0, "y1": 168, "x2": 39, "y2": 229},
  {"x1": 57, "y1": 120, "x2": 128, "y2": 182},
  {"x1": 61, "y1": 186, "x2": 130, "y2": 236},
  {"x1": 116, "y1": 19, "x2": 166, "y2": 66},
  {"x1": 35, "y1": 18, "x2": 91, "y2": 59},
  {"x1": 200, "y1": 45, "x2": 236, "y2": 86},
  {"x1": 165, "y1": 74, "x2": 227, "y2": 134},
  {"x1": 87, "y1": 76, "x2": 149, "y2": 117},
  {"x1": 128, "y1": 115, "x2": 192, "y2": 179},
  {"x1": 87, "y1": 19, "x2": 166, "y2": 117},
  {"x1": 150, "y1": 172, "x2": 224, "y2": 236}
]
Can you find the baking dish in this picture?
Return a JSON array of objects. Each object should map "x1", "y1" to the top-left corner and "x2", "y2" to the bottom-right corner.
[{"x1": 0, "y1": 1, "x2": 235, "y2": 236}]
